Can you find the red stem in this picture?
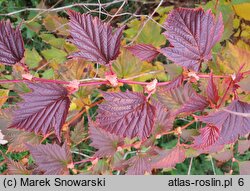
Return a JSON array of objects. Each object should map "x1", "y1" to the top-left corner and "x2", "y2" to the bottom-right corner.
[
  {"x1": 0, "y1": 73, "x2": 231, "y2": 87},
  {"x1": 198, "y1": 74, "x2": 230, "y2": 78}
]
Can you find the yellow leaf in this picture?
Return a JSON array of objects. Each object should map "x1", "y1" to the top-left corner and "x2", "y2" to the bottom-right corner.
[
  {"x1": 213, "y1": 41, "x2": 250, "y2": 74},
  {"x1": 124, "y1": 19, "x2": 166, "y2": 47},
  {"x1": 69, "y1": 102, "x2": 77, "y2": 111},
  {"x1": 234, "y1": 3, "x2": 250, "y2": 21},
  {"x1": 0, "y1": 89, "x2": 9, "y2": 108}
]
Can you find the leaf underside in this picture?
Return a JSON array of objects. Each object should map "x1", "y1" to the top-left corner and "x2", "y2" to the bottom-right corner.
[
  {"x1": 151, "y1": 146, "x2": 186, "y2": 169},
  {"x1": 199, "y1": 100, "x2": 250, "y2": 145},
  {"x1": 193, "y1": 125, "x2": 220, "y2": 149}
]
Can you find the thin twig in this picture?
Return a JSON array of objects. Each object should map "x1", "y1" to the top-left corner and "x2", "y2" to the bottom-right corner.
[
  {"x1": 210, "y1": 157, "x2": 216, "y2": 175},
  {"x1": 0, "y1": 1, "x2": 125, "y2": 16},
  {"x1": 127, "y1": 0, "x2": 164, "y2": 46},
  {"x1": 108, "y1": 0, "x2": 127, "y2": 23},
  {"x1": 188, "y1": 157, "x2": 193, "y2": 175},
  {"x1": 71, "y1": 151, "x2": 91, "y2": 158}
]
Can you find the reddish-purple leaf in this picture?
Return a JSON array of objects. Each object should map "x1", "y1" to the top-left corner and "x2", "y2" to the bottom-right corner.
[
  {"x1": 6, "y1": 158, "x2": 31, "y2": 175},
  {"x1": 124, "y1": 154, "x2": 152, "y2": 175},
  {"x1": 238, "y1": 140, "x2": 250, "y2": 155},
  {"x1": 89, "y1": 122, "x2": 124, "y2": 158},
  {"x1": 9, "y1": 83, "x2": 70, "y2": 141},
  {"x1": 2, "y1": 128, "x2": 42, "y2": 152},
  {"x1": 68, "y1": 10, "x2": 124, "y2": 65},
  {"x1": 211, "y1": 148, "x2": 233, "y2": 162},
  {"x1": 238, "y1": 161, "x2": 250, "y2": 175},
  {"x1": 176, "y1": 92, "x2": 208, "y2": 115},
  {"x1": 110, "y1": 152, "x2": 124, "y2": 171},
  {"x1": 151, "y1": 146, "x2": 186, "y2": 169},
  {"x1": 207, "y1": 73, "x2": 219, "y2": 104},
  {"x1": 0, "y1": 20, "x2": 25, "y2": 65},
  {"x1": 127, "y1": 44, "x2": 159, "y2": 62},
  {"x1": 161, "y1": 8, "x2": 223, "y2": 71},
  {"x1": 96, "y1": 91, "x2": 156, "y2": 140},
  {"x1": 27, "y1": 143, "x2": 72, "y2": 175},
  {"x1": 162, "y1": 75, "x2": 184, "y2": 91},
  {"x1": 199, "y1": 100, "x2": 250, "y2": 145},
  {"x1": 70, "y1": 119, "x2": 87, "y2": 146},
  {"x1": 181, "y1": 129, "x2": 199, "y2": 142},
  {"x1": 193, "y1": 125, "x2": 220, "y2": 149},
  {"x1": 151, "y1": 100, "x2": 173, "y2": 134},
  {"x1": 157, "y1": 83, "x2": 208, "y2": 116},
  {"x1": 91, "y1": 159, "x2": 110, "y2": 175}
]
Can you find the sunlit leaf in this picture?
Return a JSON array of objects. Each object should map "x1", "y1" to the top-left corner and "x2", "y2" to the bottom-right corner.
[
  {"x1": 125, "y1": 19, "x2": 166, "y2": 47},
  {"x1": 233, "y1": 3, "x2": 250, "y2": 21}
]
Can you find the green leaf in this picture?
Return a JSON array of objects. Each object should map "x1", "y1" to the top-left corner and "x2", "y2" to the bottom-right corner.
[
  {"x1": 41, "y1": 47, "x2": 67, "y2": 64},
  {"x1": 125, "y1": 19, "x2": 166, "y2": 47},
  {"x1": 42, "y1": 68, "x2": 55, "y2": 79},
  {"x1": 232, "y1": 0, "x2": 250, "y2": 5},
  {"x1": 40, "y1": 33, "x2": 66, "y2": 49},
  {"x1": 25, "y1": 21, "x2": 41, "y2": 33},
  {"x1": 24, "y1": 48, "x2": 42, "y2": 69}
]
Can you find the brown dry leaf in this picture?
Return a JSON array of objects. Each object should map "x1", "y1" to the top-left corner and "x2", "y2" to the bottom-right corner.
[{"x1": 43, "y1": 14, "x2": 69, "y2": 36}]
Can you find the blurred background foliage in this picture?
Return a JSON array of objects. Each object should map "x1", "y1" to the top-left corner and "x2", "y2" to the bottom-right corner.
[{"x1": 0, "y1": 0, "x2": 250, "y2": 175}]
